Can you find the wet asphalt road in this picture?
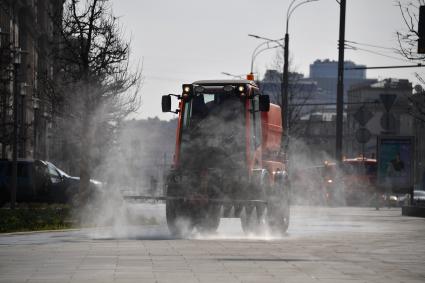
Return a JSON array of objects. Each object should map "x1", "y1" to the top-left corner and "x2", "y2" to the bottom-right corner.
[{"x1": 0, "y1": 205, "x2": 424, "y2": 283}]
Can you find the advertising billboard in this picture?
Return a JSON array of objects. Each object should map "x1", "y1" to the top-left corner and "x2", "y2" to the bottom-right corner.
[{"x1": 377, "y1": 136, "x2": 414, "y2": 194}]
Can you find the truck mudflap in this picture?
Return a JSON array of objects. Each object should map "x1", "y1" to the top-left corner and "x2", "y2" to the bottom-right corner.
[{"x1": 123, "y1": 194, "x2": 267, "y2": 205}]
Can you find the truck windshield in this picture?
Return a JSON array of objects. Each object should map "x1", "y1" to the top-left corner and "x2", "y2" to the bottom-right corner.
[
  {"x1": 180, "y1": 92, "x2": 245, "y2": 169},
  {"x1": 183, "y1": 93, "x2": 243, "y2": 126}
]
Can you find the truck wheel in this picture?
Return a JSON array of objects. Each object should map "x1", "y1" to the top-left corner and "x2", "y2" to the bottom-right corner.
[
  {"x1": 241, "y1": 170, "x2": 268, "y2": 235},
  {"x1": 267, "y1": 182, "x2": 290, "y2": 235},
  {"x1": 196, "y1": 204, "x2": 221, "y2": 233},
  {"x1": 166, "y1": 200, "x2": 194, "y2": 237}
]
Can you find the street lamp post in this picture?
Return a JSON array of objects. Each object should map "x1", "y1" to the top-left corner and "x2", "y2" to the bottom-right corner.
[
  {"x1": 283, "y1": 0, "x2": 319, "y2": 138},
  {"x1": 19, "y1": 82, "x2": 27, "y2": 158},
  {"x1": 249, "y1": 1, "x2": 318, "y2": 158},
  {"x1": 33, "y1": 97, "x2": 40, "y2": 159},
  {"x1": 335, "y1": 0, "x2": 346, "y2": 163},
  {"x1": 248, "y1": 38, "x2": 283, "y2": 80}
]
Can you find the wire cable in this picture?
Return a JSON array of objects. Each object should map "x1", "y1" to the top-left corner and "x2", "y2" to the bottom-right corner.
[
  {"x1": 345, "y1": 40, "x2": 397, "y2": 51},
  {"x1": 345, "y1": 44, "x2": 410, "y2": 63}
]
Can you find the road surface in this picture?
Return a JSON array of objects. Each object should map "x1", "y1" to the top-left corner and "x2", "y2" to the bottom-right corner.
[{"x1": 0, "y1": 205, "x2": 424, "y2": 283}]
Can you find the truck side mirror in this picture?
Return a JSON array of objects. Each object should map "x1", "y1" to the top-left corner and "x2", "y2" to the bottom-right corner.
[
  {"x1": 259, "y1": 95, "x2": 270, "y2": 112},
  {"x1": 162, "y1": 95, "x2": 171, "y2": 112}
]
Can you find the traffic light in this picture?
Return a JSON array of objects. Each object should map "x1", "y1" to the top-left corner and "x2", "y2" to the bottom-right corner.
[{"x1": 419, "y1": 6, "x2": 425, "y2": 53}]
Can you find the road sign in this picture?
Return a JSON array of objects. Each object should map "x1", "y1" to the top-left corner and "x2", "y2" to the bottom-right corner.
[
  {"x1": 380, "y1": 113, "x2": 397, "y2": 131},
  {"x1": 353, "y1": 106, "x2": 373, "y2": 126},
  {"x1": 380, "y1": 94, "x2": 397, "y2": 112},
  {"x1": 377, "y1": 136, "x2": 414, "y2": 193},
  {"x1": 355, "y1": 128, "x2": 372, "y2": 144}
]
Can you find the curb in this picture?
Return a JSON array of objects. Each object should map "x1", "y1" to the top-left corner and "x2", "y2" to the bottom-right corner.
[
  {"x1": 0, "y1": 228, "x2": 81, "y2": 236},
  {"x1": 402, "y1": 205, "x2": 425, "y2": 218}
]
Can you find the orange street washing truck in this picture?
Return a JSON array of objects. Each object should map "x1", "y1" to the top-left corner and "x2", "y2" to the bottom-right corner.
[
  {"x1": 157, "y1": 80, "x2": 290, "y2": 236},
  {"x1": 322, "y1": 157, "x2": 379, "y2": 206}
]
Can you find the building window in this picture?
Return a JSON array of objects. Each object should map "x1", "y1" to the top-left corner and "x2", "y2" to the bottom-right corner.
[
  {"x1": 48, "y1": 3, "x2": 54, "y2": 38},
  {"x1": 34, "y1": 0, "x2": 38, "y2": 24},
  {"x1": 49, "y1": 65, "x2": 54, "y2": 80},
  {"x1": 34, "y1": 49, "x2": 38, "y2": 90},
  {"x1": 11, "y1": 20, "x2": 19, "y2": 47}
]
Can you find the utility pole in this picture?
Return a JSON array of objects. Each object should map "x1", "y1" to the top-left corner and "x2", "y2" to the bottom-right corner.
[
  {"x1": 335, "y1": 0, "x2": 346, "y2": 162},
  {"x1": 282, "y1": 33, "x2": 289, "y2": 139}
]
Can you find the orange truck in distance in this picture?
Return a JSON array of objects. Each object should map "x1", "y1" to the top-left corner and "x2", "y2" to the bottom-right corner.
[
  {"x1": 161, "y1": 80, "x2": 290, "y2": 236},
  {"x1": 322, "y1": 157, "x2": 379, "y2": 206}
]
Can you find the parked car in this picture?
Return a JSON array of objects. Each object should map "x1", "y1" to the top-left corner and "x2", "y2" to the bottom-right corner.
[
  {"x1": 397, "y1": 190, "x2": 425, "y2": 206},
  {"x1": 414, "y1": 190, "x2": 425, "y2": 205},
  {"x1": 0, "y1": 159, "x2": 101, "y2": 205}
]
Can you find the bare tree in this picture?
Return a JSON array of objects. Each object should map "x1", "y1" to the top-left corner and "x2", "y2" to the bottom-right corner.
[
  {"x1": 47, "y1": 0, "x2": 142, "y2": 200},
  {"x1": 265, "y1": 50, "x2": 318, "y2": 137},
  {"x1": 396, "y1": 0, "x2": 425, "y2": 63},
  {"x1": 396, "y1": 0, "x2": 425, "y2": 122}
]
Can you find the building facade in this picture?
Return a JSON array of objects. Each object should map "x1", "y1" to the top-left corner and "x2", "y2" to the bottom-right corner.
[
  {"x1": 260, "y1": 59, "x2": 371, "y2": 158},
  {"x1": 345, "y1": 78, "x2": 425, "y2": 187},
  {"x1": 411, "y1": 90, "x2": 425, "y2": 189},
  {"x1": 346, "y1": 79, "x2": 414, "y2": 158},
  {"x1": 260, "y1": 69, "x2": 329, "y2": 137},
  {"x1": 0, "y1": 0, "x2": 63, "y2": 160},
  {"x1": 296, "y1": 109, "x2": 346, "y2": 158},
  {"x1": 309, "y1": 59, "x2": 375, "y2": 101}
]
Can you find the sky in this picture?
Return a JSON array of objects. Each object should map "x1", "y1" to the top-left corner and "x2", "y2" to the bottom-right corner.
[{"x1": 110, "y1": 0, "x2": 423, "y2": 120}]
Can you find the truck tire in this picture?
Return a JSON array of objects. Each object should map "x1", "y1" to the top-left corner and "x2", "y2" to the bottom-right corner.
[
  {"x1": 267, "y1": 172, "x2": 291, "y2": 235},
  {"x1": 196, "y1": 204, "x2": 221, "y2": 233},
  {"x1": 240, "y1": 169, "x2": 267, "y2": 235},
  {"x1": 267, "y1": 188, "x2": 290, "y2": 234},
  {"x1": 166, "y1": 200, "x2": 194, "y2": 237}
]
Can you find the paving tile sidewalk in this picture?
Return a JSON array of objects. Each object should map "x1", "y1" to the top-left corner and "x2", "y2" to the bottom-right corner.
[{"x1": 0, "y1": 206, "x2": 424, "y2": 283}]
